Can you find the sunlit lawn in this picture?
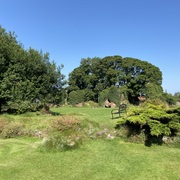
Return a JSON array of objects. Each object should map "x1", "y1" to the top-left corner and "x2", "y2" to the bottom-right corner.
[{"x1": 0, "y1": 107, "x2": 180, "y2": 180}]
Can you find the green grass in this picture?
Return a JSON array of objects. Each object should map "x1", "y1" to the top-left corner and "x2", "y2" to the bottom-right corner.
[
  {"x1": 0, "y1": 107, "x2": 180, "y2": 180},
  {"x1": 51, "y1": 107, "x2": 117, "y2": 128}
]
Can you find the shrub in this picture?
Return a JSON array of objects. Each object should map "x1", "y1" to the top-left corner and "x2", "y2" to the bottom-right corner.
[
  {"x1": 41, "y1": 116, "x2": 102, "y2": 151},
  {"x1": 39, "y1": 104, "x2": 50, "y2": 114},
  {"x1": 51, "y1": 116, "x2": 81, "y2": 132},
  {"x1": 116, "y1": 124, "x2": 146, "y2": 143},
  {"x1": 42, "y1": 115, "x2": 83, "y2": 152},
  {"x1": 99, "y1": 86, "x2": 128, "y2": 106},
  {"x1": 6, "y1": 101, "x2": 32, "y2": 114},
  {"x1": 168, "y1": 137, "x2": 180, "y2": 148},
  {"x1": 108, "y1": 86, "x2": 121, "y2": 106},
  {"x1": 84, "y1": 101, "x2": 99, "y2": 108},
  {"x1": 42, "y1": 133, "x2": 83, "y2": 151},
  {"x1": 140, "y1": 99, "x2": 168, "y2": 109},
  {"x1": 1, "y1": 122, "x2": 24, "y2": 138},
  {"x1": 0, "y1": 118, "x2": 9, "y2": 133},
  {"x1": 68, "y1": 90, "x2": 85, "y2": 105},
  {"x1": 162, "y1": 92, "x2": 176, "y2": 105},
  {"x1": 80, "y1": 119, "x2": 100, "y2": 139},
  {"x1": 116, "y1": 104, "x2": 180, "y2": 146}
]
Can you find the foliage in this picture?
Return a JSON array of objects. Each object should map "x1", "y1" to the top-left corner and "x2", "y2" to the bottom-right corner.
[
  {"x1": 162, "y1": 92, "x2": 177, "y2": 105},
  {"x1": 107, "y1": 86, "x2": 120, "y2": 105},
  {"x1": 167, "y1": 137, "x2": 180, "y2": 148},
  {"x1": 68, "y1": 90, "x2": 85, "y2": 105},
  {"x1": 84, "y1": 101, "x2": 99, "y2": 108},
  {"x1": 116, "y1": 103, "x2": 180, "y2": 146},
  {"x1": 68, "y1": 56, "x2": 163, "y2": 104},
  {"x1": 1, "y1": 122, "x2": 24, "y2": 138},
  {"x1": 42, "y1": 115, "x2": 100, "y2": 151},
  {"x1": 51, "y1": 116, "x2": 81, "y2": 132},
  {"x1": 42, "y1": 134, "x2": 83, "y2": 151},
  {"x1": 0, "y1": 118, "x2": 9, "y2": 133},
  {"x1": 145, "y1": 82, "x2": 164, "y2": 100},
  {"x1": 99, "y1": 86, "x2": 128, "y2": 106},
  {"x1": 0, "y1": 25, "x2": 66, "y2": 113},
  {"x1": 98, "y1": 88, "x2": 109, "y2": 106},
  {"x1": 174, "y1": 92, "x2": 180, "y2": 102}
]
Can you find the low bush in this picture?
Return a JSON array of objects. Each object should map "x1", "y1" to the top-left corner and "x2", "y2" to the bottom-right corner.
[
  {"x1": 68, "y1": 90, "x2": 85, "y2": 105},
  {"x1": 116, "y1": 104, "x2": 180, "y2": 146},
  {"x1": 115, "y1": 125, "x2": 146, "y2": 143},
  {"x1": 42, "y1": 133, "x2": 83, "y2": 151},
  {"x1": 170, "y1": 137, "x2": 180, "y2": 148},
  {"x1": 41, "y1": 116, "x2": 86, "y2": 151},
  {"x1": 1, "y1": 122, "x2": 25, "y2": 138},
  {"x1": 84, "y1": 101, "x2": 99, "y2": 108},
  {"x1": 41, "y1": 116, "x2": 108, "y2": 151},
  {"x1": 51, "y1": 116, "x2": 81, "y2": 132},
  {"x1": 0, "y1": 118, "x2": 9, "y2": 133},
  {"x1": 163, "y1": 136, "x2": 180, "y2": 148}
]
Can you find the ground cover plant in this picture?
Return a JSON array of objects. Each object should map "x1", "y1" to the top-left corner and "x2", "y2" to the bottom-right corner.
[{"x1": 0, "y1": 106, "x2": 180, "y2": 179}]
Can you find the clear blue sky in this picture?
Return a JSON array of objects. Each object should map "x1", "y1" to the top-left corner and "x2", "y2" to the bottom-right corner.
[{"x1": 0, "y1": 0, "x2": 180, "y2": 94}]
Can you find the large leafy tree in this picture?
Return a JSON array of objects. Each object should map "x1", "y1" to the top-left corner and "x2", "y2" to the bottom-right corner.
[
  {"x1": 120, "y1": 57, "x2": 163, "y2": 103},
  {"x1": 0, "y1": 26, "x2": 66, "y2": 113},
  {"x1": 68, "y1": 55, "x2": 163, "y2": 104}
]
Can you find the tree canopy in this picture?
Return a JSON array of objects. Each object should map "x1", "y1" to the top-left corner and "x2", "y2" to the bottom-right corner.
[
  {"x1": 68, "y1": 56, "x2": 163, "y2": 104},
  {"x1": 0, "y1": 26, "x2": 66, "y2": 113}
]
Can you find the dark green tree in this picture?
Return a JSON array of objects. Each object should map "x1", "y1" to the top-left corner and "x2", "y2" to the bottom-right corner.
[
  {"x1": 68, "y1": 56, "x2": 163, "y2": 104},
  {"x1": 0, "y1": 26, "x2": 66, "y2": 113}
]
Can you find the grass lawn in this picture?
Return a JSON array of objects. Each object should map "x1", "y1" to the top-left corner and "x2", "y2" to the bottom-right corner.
[{"x1": 0, "y1": 107, "x2": 180, "y2": 180}]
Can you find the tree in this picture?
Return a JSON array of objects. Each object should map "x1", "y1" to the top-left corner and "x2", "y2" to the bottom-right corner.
[
  {"x1": 0, "y1": 26, "x2": 66, "y2": 113},
  {"x1": 119, "y1": 57, "x2": 162, "y2": 103},
  {"x1": 68, "y1": 56, "x2": 163, "y2": 104}
]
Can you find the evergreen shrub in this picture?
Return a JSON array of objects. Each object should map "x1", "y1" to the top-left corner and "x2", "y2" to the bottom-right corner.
[
  {"x1": 116, "y1": 103, "x2": 180, "y2": 146},
  {"x1": 68, "y1": 90, "x2": 85, "y2": 105}
]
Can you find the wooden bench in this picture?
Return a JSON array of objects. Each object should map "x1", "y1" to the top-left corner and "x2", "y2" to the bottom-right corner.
[{"x1": 111, "y1": 103, "x2": 127, "y2": 119}]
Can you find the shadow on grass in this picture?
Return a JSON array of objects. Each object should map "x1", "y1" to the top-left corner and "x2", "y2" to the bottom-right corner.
[{"x1": 49, "y1": 110, "x2": 62, "y2": 116}]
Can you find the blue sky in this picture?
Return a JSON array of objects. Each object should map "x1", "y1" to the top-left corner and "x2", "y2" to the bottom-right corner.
[{"x1": 0, "y1": 0, "x2": 180, "y2": 94}]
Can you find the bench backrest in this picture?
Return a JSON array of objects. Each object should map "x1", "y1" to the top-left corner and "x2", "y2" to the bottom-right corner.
[{"x1": 119, "y1": 103, "x2": 127, "y2": 112}]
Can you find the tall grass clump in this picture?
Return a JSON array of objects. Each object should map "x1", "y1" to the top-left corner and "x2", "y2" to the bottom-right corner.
[
  {"x1": 1, "y1": 122, "x2": 24, "y2": 138},
  {"x1": 0, "y1": 118, "x2": 9, "y2": 133},
  {"x1": 41, "y1": 115, "x2": 100, "y2": 152}
]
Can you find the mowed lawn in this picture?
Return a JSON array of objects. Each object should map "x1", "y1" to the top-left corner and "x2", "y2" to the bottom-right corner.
[{"x1": 0, "y1": 107, "x2": 180, "y2": 180}]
